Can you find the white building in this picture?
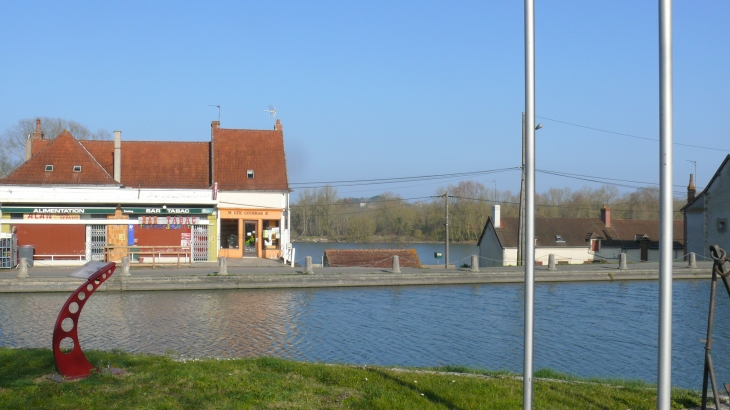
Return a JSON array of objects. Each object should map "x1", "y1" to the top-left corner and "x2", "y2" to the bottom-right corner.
[
  {"x1": 477, "y1": 205, "x2": 683, "y2": 267},
  {"x1": 0, "y1": 119, "x2": 291, "y2": 266}
]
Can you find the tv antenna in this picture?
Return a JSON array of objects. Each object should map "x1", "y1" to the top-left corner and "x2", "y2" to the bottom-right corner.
[
  {"x1": 264, "y1": 105, "x2": 277, "y2": 118},
  {"x1": 209, "y1": 105, "x2": 220, "y2": 122}
]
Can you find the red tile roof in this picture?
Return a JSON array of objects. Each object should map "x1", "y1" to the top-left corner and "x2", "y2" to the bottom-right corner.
[
  {"x1": 10, "y1": 122, "x2": 289, "y2": 191},
  {"x1": 213, "y1": 127, "x2": 289, "y2": 191},
  {"x1": 324, "y1": 249, "x2": 422, "y2": 268},
  {"x1": 1, "y1": 131, "x2": 118, "y2": 185}
]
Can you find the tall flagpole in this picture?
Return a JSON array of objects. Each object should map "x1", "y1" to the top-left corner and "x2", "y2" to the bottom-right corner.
[
  {"x1": 523, "y1": 0, "x2": 536, "y2": 408},
  {"x1": 658, "y1": 0, "x2": 673, "y2": 408}
]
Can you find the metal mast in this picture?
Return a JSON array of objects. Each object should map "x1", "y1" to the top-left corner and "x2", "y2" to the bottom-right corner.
[
  {"x1": 523, "y1": 0, "x2": 536, "y2": 408},
  {"x1": 657, "y1": 0, "x2": 674, "y2": 408}
]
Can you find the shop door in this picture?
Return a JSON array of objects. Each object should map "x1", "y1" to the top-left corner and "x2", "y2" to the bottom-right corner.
[{"x1": 244, "y1": 221, "x2": 257, "y2": 257}]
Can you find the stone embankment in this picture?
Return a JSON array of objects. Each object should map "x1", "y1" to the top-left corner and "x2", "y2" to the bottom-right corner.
[{"x1": 0, "y1": 259, "x2": 714, "y2": 293}]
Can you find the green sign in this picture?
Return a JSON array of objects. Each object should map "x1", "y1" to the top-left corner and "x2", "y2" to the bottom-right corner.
[
  {"x1": 0, "y1": 207, "x2": 116, "y2": 214},
  {"x1": 434, "y1": 252, "x2": 443, "y2": 259},
  {"x1": 121, "y1": 207, "x2": 214, "y2": 215}
]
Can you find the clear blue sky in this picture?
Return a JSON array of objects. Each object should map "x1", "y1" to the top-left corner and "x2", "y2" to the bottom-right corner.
[{"x1": 1, "y1": 1, "x2": 728, "y2": 201}]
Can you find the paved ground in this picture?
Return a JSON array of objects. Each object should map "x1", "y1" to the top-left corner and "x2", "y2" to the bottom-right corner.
[{"x1": 0, "y1": 258, "x2": 715, "y2": 279}]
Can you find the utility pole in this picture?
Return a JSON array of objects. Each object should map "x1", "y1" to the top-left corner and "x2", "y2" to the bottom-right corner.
[
  {"x1": 445, "y1": 190, "x2": 450, "y2": 269},
  {"x1": 517, "y1": 112, "x2": 526, "y2": 266}
]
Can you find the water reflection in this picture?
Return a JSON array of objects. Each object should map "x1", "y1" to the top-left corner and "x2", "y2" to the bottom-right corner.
[{"x1": 0, "y1": 281, "x2": 728, "y2": 390}]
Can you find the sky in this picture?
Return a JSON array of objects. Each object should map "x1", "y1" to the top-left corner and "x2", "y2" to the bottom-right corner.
[{"x1": 1, "y1": 1, "x2": 728, "y2": 203}]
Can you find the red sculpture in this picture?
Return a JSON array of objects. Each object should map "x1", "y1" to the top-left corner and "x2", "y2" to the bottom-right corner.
[{"x1": 52, "y1": 262, "x2": 116, "y2": 379}]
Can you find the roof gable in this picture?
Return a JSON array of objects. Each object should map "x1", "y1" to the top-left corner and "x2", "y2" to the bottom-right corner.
[
  {"x1": 0, "y1": 131, "x2": 118, "y2": 185},
  {"x1": 213, "y1": 127, "x2": 289, "y2": 191},
  {"x1": 681, "y1": 154, "x2": 730, "y2": 212}
]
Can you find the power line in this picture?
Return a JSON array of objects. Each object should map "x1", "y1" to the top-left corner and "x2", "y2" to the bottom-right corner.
[
  {"x1": 537, "y1": 116, "x2": 729, "y2": 152},
  {"x1": 289, "y1": 167, "x2": 520, "y2": 188}
]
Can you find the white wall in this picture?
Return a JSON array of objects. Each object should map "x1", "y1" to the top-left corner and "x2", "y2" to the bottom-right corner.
[
  {"x1": 217, "y1": 191, "x2": 287, "y2": 209},
  {"x1": 0, "y1": 186, "x2": 216, "y2": 205}
]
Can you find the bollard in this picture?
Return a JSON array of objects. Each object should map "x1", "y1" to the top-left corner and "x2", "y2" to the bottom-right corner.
[
  {"x1": 121, "y1": 256, "x2": 131, "y2": 276},
  {"x1": 619, "y1": 253, "x2": 628, "y2": 270},
  {"x1": 471, "y1": 255, "x2": 479, "y2": 272},
  {"x1": 688, "y1": 252, "x2": 697, "y2": 268},
  {"x1": 548, "y1": 254, "x2": 557, "y2": 271},
  {"x1": 305, "y1": 256, "x2": 313, "y2": 274},
  {"x1": 218, "y1": 256, "x2": 228, "y2": 275},
  {"x1": 17, "y1": 257, "x2": 29, "y2": 278},
  {"x1": 392, "y1": 255, "x2": 401, "y2": 273}
]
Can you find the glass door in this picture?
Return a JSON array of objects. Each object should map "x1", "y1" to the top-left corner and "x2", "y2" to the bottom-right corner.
[{"x1": 244, "y1": 221, "x2": 257, "y2": 257}]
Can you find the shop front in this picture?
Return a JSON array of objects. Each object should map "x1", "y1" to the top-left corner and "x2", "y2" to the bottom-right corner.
[
  {"x1": 219, "y1": 208, "x2": 283, "y2": 259},
  {"x1": 0, "y1": 206, "x2": 216, "y2": 264},
  {"x1": 0, "y1": 206, "x2": 117, "y2": 263},
  {"x1": 118, "y1": 207, "x2": 215, "y2": 263}
]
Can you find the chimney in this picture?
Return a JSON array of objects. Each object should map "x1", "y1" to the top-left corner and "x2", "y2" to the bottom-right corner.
[
  {"x1": 601, "y1": 204, "x2": 611, "y2": 227},
  {"x1": 113, "y1": 131, "x2": 122, "y2": 182},
  {"x1": 688, "y1": 174, "x2": 696, "y2": 203},
  {"x1": 274, "y1": 119, "x2": 282, "y2": 131},
  {"x1": 492, "y1": 204, "x2": 501, "y2": 228},
  {"x1": 32, "y1": 118, "x2": 44, "y2": 140},
  {"x1": 25, "y1": 135, "x2": 32, "y2": 161},
  {"x1": 210, "y1": 121, "x2": 219, "y2": 186}
]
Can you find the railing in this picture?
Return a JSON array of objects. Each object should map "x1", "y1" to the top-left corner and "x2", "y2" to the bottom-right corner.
[
  {"x1": 104, "y1": 245, "x2": 192, "y2": 268},
  {"x1": 33, "y1": 254, "x2": 86, "y2": 267}
]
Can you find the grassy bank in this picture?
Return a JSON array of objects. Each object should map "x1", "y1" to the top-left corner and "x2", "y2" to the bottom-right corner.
[{"x1": 0, "y1": 347, "x2": 701, "y2": 409}]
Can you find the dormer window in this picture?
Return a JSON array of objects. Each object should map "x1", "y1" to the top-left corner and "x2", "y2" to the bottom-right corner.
[
  {"x1": 45, "y1": 165, "x2": 53, "y2": 172},
  {"x1": 73, "y1": 165, "x2": 82, "y2": 172},
  {"x1": 247, "y1": 170, "x2": 254, "y2": 179},
  {"x1": 555, "y1": 235, "x2": 564, "y2": 242}
]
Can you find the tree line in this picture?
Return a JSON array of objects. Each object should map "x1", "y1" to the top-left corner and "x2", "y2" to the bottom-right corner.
[{"x1": 291, "y1": 181, "x2": 686, "y2": 243}]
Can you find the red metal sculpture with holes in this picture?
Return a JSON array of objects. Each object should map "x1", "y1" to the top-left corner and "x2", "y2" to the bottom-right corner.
[{"x1": 52, "y1": 262, "x2": 116, "y2": 379}]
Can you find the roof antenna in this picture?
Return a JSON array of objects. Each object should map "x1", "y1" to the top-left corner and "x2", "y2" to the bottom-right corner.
[
  {"x1": 209, "y1": 105, "x2": 220, "y2": 122},
  {"x1": 264, "y1": 105, "x2": 276, "y2": 118}
]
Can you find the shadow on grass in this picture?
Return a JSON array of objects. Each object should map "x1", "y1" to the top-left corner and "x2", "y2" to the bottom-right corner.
[
  {"x1": 367, "y1": 367, "x2": 465, "y2": 410},
  {"x1": 0, "y1": 348, "x2": 55, "y2": 387}
]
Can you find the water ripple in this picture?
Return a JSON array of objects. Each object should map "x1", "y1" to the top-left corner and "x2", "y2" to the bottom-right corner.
[{"x1": 0, "y1": 280, "x2": 726, "y2": 389}]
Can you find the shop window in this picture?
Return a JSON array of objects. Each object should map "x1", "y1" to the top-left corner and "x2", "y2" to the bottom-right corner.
[
  {"x1": 263, "y1": 220, "x2": 280, "y2": 248},
  {"x1": 220, "y1": 219, "x2": 239, "y2": 249}
]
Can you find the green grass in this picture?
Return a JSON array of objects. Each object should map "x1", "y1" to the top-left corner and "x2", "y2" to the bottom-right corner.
[{"x1": 0, "y1": 347, "x2": 701, "y2": 409}]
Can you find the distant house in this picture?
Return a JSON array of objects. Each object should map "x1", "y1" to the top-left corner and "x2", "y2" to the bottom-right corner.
[
  {"x1": 681, "y1": 154, "x2": 730, "y2": 258},
  {"x1": 477, "y1": 205, "x2": 684, "y2": 267}
]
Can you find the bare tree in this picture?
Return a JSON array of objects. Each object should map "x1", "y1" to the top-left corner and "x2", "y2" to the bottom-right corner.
[{"x1": 0, "y1": 117, "x2": 112, "y2": 177}]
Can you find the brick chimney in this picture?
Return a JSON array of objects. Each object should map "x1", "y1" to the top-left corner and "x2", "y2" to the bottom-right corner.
[
  {"x1": 600, "y1": 205, "x2": 611, "y2": 227},
  {"x1": 274, "y1": 119, "x2": 282, "y2": 131},
  {"x1": 687, "y1": 174, "x2": 696, "y2": 203},
  {"x1": 32, "y1": 118, "x2": 44, "y2": 140}
]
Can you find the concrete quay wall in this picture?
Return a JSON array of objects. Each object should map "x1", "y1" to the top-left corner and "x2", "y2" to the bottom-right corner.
[{"x1": 0, "y1": 264, "x2": 713, "y2": 293}]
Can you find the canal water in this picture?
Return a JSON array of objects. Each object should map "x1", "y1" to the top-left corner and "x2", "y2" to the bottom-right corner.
[
  {"x1": 0, "y1": 280, "x2": 728, "y2": 390},
  {"x1": 292, "y1": 242, "x2": 479, "y2": 266}
]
